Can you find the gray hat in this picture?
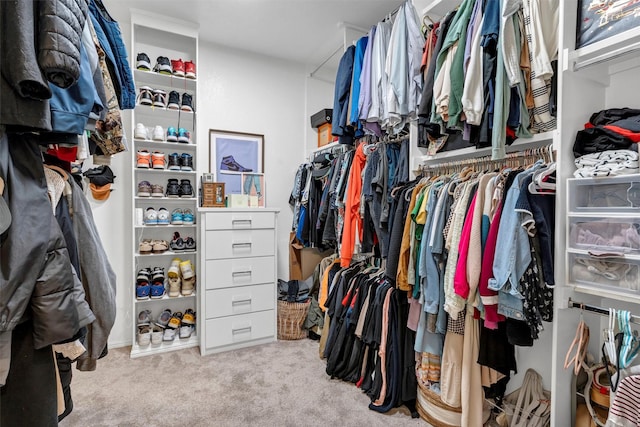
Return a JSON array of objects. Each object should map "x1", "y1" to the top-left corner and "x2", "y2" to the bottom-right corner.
[{"x1": 0, "y1": 178, "x2": 11, "y2": 234}]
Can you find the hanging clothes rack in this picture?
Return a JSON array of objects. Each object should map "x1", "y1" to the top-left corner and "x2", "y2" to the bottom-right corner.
[
  {"x1": 568, "y1": 298, "x2": 640, "y2": 326},
  {"x1": 308, "y1": 142, "x2": 352, "y2": 162},
  {"x1": 418, "y1": 144, "x2": 554, "y2": 176}
]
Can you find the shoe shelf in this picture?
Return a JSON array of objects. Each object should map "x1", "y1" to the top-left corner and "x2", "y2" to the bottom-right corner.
[
  {"x1": 130, "y1": 334, "x2": 198, "y2": 359},
  {"x1": 135, "y1": 250, "x2": 197, "y2": 257},
  {"x1": 135, "y1": 224, "x2": 197, "y2": 229},
  {"x1": 131, "y1": 11, "x2": 200, "y2": 358},
  {"x1": 134, "y1": 68, "x2": 197, "y2": 91},
  {"x1": 134, "y1": 293, "x2": 197, "y2": 304},
  {"x1": 135, "y1": 168, "x2": 197, "y2": 175},
  {"x1": 134, "y1": 197, "x2": 198, "y2": 202},
  {"x1": 133, "y1": 139, "x2": 196, "y2": 150}
]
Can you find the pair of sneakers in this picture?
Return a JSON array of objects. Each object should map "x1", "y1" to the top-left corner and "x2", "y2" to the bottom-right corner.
[
  {"x1": 166, "y1": 91, "x2": 194, "y2": 113},
  {"x1": 136, "y1": 323, "x2": 164, "y2": 346},
  {"x1": 166, "y1": 127, "x2": 191, "y2": 144},
  {"x1": 134, "y1": 123, "x2": 166, "y2": 142},
  {"x1": 166, "y1": 179, "x2": 193, "y2": 198},
  {"x1": 170, "y1": 208, "x2": 195, "y2": 225},
  {"x1": 135, "y1": 267, "x2": 165, "y2": 299},
  {"x1": 137, "y1": 181, "x2": 164, "y2": 198},
  {"x1": 144, "y1": 207, "x2": 170, "y2": 225},
  {"x1": 166, "y1": 57, "x2": 196, "y2": 79},
  {"x1": 169, "y1": 232, "x2": 196, "y2": 252},
  {"x1": 156, "y1": 309, "x2": 196, "y2": 341},
  {"x1": 167, "y1": 153, "x2": 193, "y2": 171},
  {"x1": 136, "y1": 150, "x2": 166, "y2": 169},
  {"x1": 167, "y1": 258, "x2": 196, "y2": 297},
  {"x1": 137, "y1": 86, "x2": 168, "y2": 108}
]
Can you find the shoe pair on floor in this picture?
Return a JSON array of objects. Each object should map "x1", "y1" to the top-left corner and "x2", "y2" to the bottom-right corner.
[{"x1": 136, "y1": 53, "x2": 196, "y2": 79}]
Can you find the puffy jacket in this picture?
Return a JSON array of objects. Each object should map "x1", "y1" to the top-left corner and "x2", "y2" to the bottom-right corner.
[{"x1": 38, "y1": 0, "x2": 90, "y2": 89}]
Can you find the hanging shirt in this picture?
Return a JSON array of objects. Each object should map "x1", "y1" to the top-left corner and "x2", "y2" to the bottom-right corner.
[
  {"x1": 359, "y1": 26, "x2": 376, "y2": 131},
  {"x1": 340, "y1": 144, "x2": 367, "y2": 267},
  {"x1": 367, "y1": 20, "x2": 392, "y2": 133},
  {"x1": 332, "y1": 45, "x2": 356, "y2": 144},
  {"x1": 349, "y1": 36, "x2": 369, "y2": 130}
]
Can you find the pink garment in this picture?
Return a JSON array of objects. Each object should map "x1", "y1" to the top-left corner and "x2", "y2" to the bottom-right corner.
[
  {"x1": 407, "y1": 296, "x2": 422, "y2": 331},
  {"x1": 454, "y1": 194, "x2": 477, "y2": 300},
  {"x1": 479, "y1": 202, "x2": 504, "y2": 329}
]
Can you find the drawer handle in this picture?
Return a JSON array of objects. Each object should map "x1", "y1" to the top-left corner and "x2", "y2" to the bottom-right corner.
[
  {"x1": 232, "y1": 297, "x2": 252, "y2": 305},
  {"x1": 232, "y1": 242, "x2": 252, "y2": 248},
  {"x1": 232, "y1": 219, "x2": 252, "y2": 227},
  {"x1": 232, "y1": 270, "x2": 252, "y2": 277},
  {"x1": 232, "y1": 326, "x2": 252, "y2": 334}
]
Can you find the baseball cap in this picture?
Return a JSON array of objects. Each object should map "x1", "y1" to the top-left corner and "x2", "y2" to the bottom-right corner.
[{"x1": 89, "y1": 182, "x2": 112, "y2": 201}]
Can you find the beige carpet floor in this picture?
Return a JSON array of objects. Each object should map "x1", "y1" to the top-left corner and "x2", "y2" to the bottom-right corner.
[{"x1": 61, "y1": 338, "x2": 426, "y2": 427}]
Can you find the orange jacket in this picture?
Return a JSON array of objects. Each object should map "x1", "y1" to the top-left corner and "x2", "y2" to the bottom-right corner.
[{"x1": 340, "y1": 143, "x2": 367, "y2": 267}]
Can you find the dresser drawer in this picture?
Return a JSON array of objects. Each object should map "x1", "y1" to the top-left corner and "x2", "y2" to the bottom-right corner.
[
  {"x1": 205, "y1": 310, "x2": 275, "y2": 348},
  {"x1": 205, "y1": 283, "x2": 275, "y2": 319},
  {"x1": 569, "y1": 252, "x2": 640, "y2": 293},
  {"x1": 204, "y1": 211, "x2": 275, "y2": 230},
  {"x1": 205, "y1": 256, "x2": 274, "y2": 289},
  {"x1": 569, "y1": 176, "x2": 640, "y2": 212},
  {"x1": 205, "y1": 229, "x2": 275, "y2": 259}
]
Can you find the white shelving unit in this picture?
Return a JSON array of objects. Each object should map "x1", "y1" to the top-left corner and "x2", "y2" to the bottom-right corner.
[
  {"x1": 130, "y1": 10, "x2": 200, "y2": 358},
  {"x1": 551, "y1": 2, "x2": 640, "y2": 425}
]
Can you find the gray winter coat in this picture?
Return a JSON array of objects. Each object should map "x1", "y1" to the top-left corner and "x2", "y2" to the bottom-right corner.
[
  {"x1": 71, "y1": 179, "x2": 116, "y2": 371},
  {"x1": 0, "y1": 133, "x2": 82, "y2": 348},
  {"x1": 38, "y1": 0, "x2": 90, "y2": 88}
]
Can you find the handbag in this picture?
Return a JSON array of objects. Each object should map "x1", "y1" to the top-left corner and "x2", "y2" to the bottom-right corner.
[{"x1": 496, "y1": 369, "x2": 551, "y2": 427}]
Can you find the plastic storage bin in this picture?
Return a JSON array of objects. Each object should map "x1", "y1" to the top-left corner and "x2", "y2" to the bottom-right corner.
[
  {"x1": 568, "y1": 175, "x2": 640, "y2": 212},
  {"x1": 569, "y1": 217, "x2": 640, "y2": 255},
  {"x1": 569, "y1": 252, "x2": 640, "y2": 293}
]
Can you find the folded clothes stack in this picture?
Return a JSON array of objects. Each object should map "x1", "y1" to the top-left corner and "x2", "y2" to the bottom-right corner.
[{"x1": 574, "y1": 150, "x2": 639, "y2": 178}]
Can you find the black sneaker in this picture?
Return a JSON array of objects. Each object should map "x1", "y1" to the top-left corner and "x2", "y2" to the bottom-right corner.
[
  {"x1": 137, "y1": 86, "x2": 153, "y2": 106},
  {"x1": 167, "y1": 153, "x2": 181, "y2": 171},
  {"x1": 153, "y1": 89, "x2": 167, "y2": 108},
  {"x1": 167, "y1": 91, "x2": 180, "y2": 110},
  {"x1": 180, "y1": 153, "x2": 193, "y2": 171},
  {"x1": 180, "y1": 179, "x2": 193, "y2": 198},
  {"x1": 181, "y1": 93, "x2": 193, "y2": 112},
  {"x1": 153, "y1": 56, "x2": 172, "y2": 75},
  {"x1": 136, "y1": 52, "x2": 151, "y2": 71},
  {"x1": 166, "y1": 179, "x2": 180, "y2": 198}
]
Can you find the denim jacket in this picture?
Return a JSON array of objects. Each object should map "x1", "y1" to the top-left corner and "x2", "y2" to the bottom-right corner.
[{"x1": 488, "y1": 162, "x2": 545, "y2": 297}]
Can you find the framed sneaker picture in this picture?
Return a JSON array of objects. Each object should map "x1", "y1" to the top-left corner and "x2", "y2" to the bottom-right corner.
[{"x1": 209, "y1": 129, "x2": 265, "y2": 205}]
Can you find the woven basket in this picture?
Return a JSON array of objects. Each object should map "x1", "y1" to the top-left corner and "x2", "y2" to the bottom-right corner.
[
  {"x1": 277, "y1": 300, "x2": 310, "y2": 340},
  {"x1": 416, "y1": 383, "x2": 462, "y2": 427}
]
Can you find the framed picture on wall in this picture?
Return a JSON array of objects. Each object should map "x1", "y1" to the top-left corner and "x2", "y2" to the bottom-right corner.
[{"x1": 209, "y1": 129, "x2": 264, "y2": 199}]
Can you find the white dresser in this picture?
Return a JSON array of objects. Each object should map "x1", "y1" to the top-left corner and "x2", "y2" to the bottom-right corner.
[{"x1": 198, "y1": 208, "x2": 279, "y2": 355}]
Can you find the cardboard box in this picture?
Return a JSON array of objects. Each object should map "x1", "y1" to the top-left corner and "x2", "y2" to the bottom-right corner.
[
  {"x1": 317, "y1": 123, "x2": 333, "y2": 148},
  {"x1": 289, "y1": 233, "x2": 334, "y2": 280}
]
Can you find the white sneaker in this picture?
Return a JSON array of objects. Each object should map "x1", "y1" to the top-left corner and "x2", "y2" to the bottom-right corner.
[
  {"x1": 152, "y1": 125, "x2": 164, "y2": 142},
  {"x1": 151, "y1": 325, "x2": 163, "y2": 345},
  {"x1": 134, "y1": 123, "x2": 149, "y2": 140},
  {"x1": 137, "y1": 326, "x2": 151, "y2": 346}
]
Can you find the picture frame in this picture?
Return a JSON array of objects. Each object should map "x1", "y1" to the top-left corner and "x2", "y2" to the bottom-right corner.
[
  {"x1": 211, "y1": 182, "x2": 225, "y2": 207},
  {"x1": 209, "y1": 129, "x2": 264, "y2": 201},
  {"x1": 240, "y1": 172, "x2": 265, "y2": 208}
]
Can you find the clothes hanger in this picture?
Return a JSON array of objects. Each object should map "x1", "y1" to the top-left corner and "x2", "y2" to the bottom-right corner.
[{"x1": 44, "y1": 164, "x2": 69, "y2": 181}]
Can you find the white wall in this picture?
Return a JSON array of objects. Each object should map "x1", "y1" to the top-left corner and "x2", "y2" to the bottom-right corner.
[
  {"x1": 94, "y1": 6, "x2": 307, "y2": 348},
  {"x1": 304, "y1": 75, "x2": 335, "y2": 156}
]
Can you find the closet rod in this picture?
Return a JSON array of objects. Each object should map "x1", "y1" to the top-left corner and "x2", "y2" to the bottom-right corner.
[{"x1": 568, "y1": 298, "x2": 640, "y2": 326}]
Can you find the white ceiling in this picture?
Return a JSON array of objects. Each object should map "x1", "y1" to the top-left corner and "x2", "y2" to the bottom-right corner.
[{"x1": 116, "y1": 0, "x2": 407, "y2": 81}]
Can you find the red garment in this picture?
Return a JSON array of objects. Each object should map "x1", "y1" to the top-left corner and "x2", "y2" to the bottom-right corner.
[
  {"x1": 340, "y1": 143, "x2": 367, "y2": 267},
  {"x1": 453, "y1": 194, "x2": 477, "y2": 300},
  {"x1": 603, "y1": 124, "x2": 640, "y2": 143},
  {"x1": 478, "y1": 202, "x2": 505, "y2": 329}
]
